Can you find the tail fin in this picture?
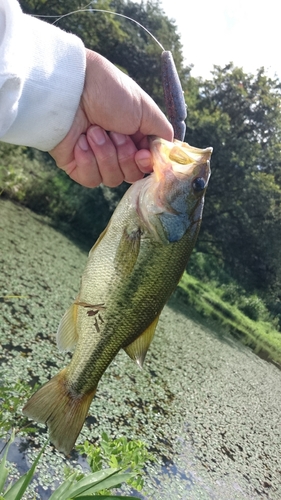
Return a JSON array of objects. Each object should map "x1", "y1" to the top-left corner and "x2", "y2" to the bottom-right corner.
[{"x1": 23, "y1": 369, "x2": 96, "y2": 455}]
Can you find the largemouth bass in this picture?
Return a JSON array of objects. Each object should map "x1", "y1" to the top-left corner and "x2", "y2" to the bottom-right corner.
[{"x1": 23, "y1": 137, "x2": 212, "y2": 454}]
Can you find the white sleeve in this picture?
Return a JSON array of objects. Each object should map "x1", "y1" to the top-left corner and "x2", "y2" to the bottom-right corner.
[{"x1": 0, "y1": 0, "x2": 86, "y2": 151}]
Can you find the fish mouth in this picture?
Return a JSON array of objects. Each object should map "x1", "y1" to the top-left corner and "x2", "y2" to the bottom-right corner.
[{"x1": 149, "y1": 137, "x2": 212, "y2": 181}]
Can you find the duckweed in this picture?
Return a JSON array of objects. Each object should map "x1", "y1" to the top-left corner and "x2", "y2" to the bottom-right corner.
[{"x1": 1, "y1": 199, "x2": 281, "y2": 499}]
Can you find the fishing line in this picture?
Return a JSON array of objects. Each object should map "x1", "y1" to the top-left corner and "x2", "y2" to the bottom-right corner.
[
  {"x1": 33, "y1": 2, "x2": 186, "y2": 139},
  {"x1": 33, "y1": 3, "x2": 166, "y2": 52}
]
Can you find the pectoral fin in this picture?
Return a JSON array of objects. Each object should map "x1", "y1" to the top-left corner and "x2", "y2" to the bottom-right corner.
[
  {"x1": 88, "y1": 227, "x2": 108, "y2": 256},
  {"x1": 114, "y1": 226, "x2": 141, "y2": 276},
  {"x1": 56, "y1": 303, "x2": 79, "y2": 352},
  {"x1": 124, "y1": 314, "x2": 160, "y2": 368}
]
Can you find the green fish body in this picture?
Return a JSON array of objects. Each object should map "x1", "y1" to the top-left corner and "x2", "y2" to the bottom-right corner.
[{"x1": 23, "y1": 137, "x2": 212, "y2": 454}]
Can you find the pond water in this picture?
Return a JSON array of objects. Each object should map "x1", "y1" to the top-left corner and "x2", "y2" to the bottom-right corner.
[{"x1": 1, "y1": 198, "x2": 281, "y2": 499}]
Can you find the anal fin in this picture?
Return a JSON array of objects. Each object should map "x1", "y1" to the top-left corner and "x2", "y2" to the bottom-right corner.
[{"x1": 124, "y1": 314, "x2": 160, "y2": 368}]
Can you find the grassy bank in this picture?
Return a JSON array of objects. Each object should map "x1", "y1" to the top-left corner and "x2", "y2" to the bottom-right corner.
[{"x1": 178, "y1": 272, "x2": 281, "y2": 366}]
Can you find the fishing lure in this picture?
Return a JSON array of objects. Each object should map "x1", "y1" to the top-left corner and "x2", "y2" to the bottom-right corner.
[
  {"x1": 161, "y1": 50, "x2": 187, "y2": 141},
  {"x1": 46, "y1": 6, "x2": 187, "y2": 140}
]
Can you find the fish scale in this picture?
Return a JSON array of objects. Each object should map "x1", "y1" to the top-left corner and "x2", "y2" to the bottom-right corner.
[{"x1": 23, "y1": 137, "x2": 212, "y2": 454}]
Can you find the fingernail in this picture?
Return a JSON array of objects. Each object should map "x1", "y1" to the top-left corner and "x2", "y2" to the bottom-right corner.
[
  {"x1": 111, "y1": 132, "x2": 126, "y2": 146},
  {"x1": 90, "y1": 126, "x2": 106, "y2": 145},
  {"x1": 78, "y1": 134, "x2": 89, "y2": 151},
  {"x1": 138, "y1": 157, "x2": 152, "y2": 169}
]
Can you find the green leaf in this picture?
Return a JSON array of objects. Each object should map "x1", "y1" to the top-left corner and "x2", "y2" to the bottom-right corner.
[
  {"x1": 76, "y1": 496, "x2": 140, "y2": 500},
  {"x1": 74, "y1": 472, "x2": 132, "y2": 497},
  {"x1": 51, "y1": 468, "x2": 121, "y2": 500},
  {"x1": 101, "y1": 432, "x2": 109, "y2": 442},
  {"x1": 48, "y1": 473, "x2": 79, "y2": 500},
  {"x1": 3, "y1": 444, "x2": 46, "y2": 500},
  {"x1": 0, "y1": 431, "x2": 14, "y2": 494},
  {"x1": 109, "y1": 455, "x2": 119, "y2": 469}
]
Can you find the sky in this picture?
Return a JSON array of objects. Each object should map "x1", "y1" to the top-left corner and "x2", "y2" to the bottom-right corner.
[{"x1": 137, "y1": 0, "x2": 281, "y2": 80}]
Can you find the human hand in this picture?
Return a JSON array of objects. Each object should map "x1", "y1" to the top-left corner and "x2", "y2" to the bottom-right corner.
[{"x1": 50, "y1": 50, "x2": 173, "y2": 188}]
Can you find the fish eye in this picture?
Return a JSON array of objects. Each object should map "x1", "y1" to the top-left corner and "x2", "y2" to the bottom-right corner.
[{"x1": 192, "y1": 177, "x2": 206, "y2": 192}]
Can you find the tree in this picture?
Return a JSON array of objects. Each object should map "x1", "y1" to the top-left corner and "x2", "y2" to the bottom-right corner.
[
  {"x1": 184, "y1": 64, "x2": 281, "y2": 298},
  {"x1": 19, "y1": 0, "x2": 189, "y2": 110},
  {"x1": 14, "y1": 0, "x2": 190, "y2": 240}
]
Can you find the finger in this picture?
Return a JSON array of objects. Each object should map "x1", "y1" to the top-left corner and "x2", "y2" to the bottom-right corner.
[
  {"x1": 129, "y1": 131, "x2": 146, "y2": 148},
  {"x1": 70, "y1": 134, "x2": 102, "y2": 187},
  {"x1": 128, "y1": 133, "x2": 153, "y2": 173},
  {"x1": 135, "y1": 149, "x2": 153, "y2": 174},
  {"x1": 87, "y1": 126, "x2": 124, "y2": 187},
  {"x1": 139, "y1": 93, "x2": 174, "y2": 140},
  {"x1": 110, "y1": 132, "x2": 144, "y2": 183}
]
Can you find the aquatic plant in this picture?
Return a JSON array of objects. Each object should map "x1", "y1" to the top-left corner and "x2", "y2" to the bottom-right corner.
[
  {"x1": 0, "y1": 431, "x2": 46, "y2": 500},
  {"x1": 0, "y1": 432, "x2": 140, "y2": 499},
  {"x1": 0, "y1": 381, "x2": 37, "y2": 440},
  {"x1": 76, "y1": 432, "x2": 155, "y2": 492},
  {"x1": 0, "y1": 381, "x2": 152, "y2": 498}
]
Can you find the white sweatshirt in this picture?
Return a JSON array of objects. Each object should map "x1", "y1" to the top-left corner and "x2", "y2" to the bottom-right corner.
[{"x1": 0, "y1": 0, "x2": 86, "y2": 150}]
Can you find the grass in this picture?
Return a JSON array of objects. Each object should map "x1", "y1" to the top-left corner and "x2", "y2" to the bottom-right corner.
[
  {"x1": 178, "y1": 272, "x2": 281, "y2": 366},
  {"x1": 0, "y1": 432, "x2": 141, "y2": 500}
]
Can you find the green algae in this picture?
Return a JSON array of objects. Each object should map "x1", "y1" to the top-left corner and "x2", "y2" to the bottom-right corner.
[{"x1": 1, "y1": 198, "x2": 281, "y2": 499}]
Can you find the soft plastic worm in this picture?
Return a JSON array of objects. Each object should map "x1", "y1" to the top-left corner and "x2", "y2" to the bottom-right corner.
[{"x1": 161, "y1": 51, "x2": 187, "y2": 141}]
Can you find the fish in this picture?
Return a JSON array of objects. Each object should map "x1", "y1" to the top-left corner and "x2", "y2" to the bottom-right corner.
[{"x1": 23, "y1": 137, "x2": 212, "y2": 455}]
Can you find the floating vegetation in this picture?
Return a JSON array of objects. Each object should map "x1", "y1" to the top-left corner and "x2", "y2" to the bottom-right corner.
[
  {"x1": 1, "y1": 199, "x2": 281, "y2": 499},
  {"x1": 0, "y1": 431, "x2": 141, "y2": 500}
]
